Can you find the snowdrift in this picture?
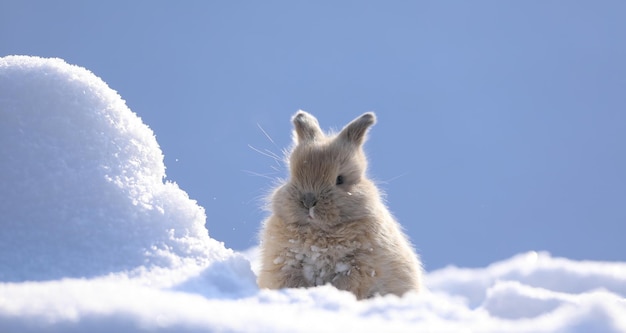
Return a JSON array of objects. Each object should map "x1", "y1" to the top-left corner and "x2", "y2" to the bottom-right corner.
[{"x1": 0, "y1": 55, "x2": 624, "y2": 332}]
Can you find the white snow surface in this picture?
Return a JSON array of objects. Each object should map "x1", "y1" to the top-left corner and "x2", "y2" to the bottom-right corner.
[{"x1": 0, "y1": 55, "x2": 625, "y2": 332}]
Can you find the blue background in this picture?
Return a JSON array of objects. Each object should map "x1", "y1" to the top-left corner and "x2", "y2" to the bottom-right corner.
[{"x1": 2, "y1": 1, "x2": 625, "y2": 270}]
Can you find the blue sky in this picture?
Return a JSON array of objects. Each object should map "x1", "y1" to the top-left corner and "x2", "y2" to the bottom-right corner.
[{"x1": 2, "y1": 1, "x2": 625, "y2": 270}]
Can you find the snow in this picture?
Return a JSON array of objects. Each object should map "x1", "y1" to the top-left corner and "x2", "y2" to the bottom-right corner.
[{"x1": 0, "y1": 55, "x2": 625, "y2": 332}]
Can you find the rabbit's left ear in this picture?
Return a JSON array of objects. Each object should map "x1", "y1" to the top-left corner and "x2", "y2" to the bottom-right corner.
[{"x1": 339, "y1": 112, "x2": 376, "y2": 146}]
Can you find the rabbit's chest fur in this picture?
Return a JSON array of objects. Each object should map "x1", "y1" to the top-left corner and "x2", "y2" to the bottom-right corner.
[{"x1": 275, "y1": 234, "x2": 376, "y2": 287}]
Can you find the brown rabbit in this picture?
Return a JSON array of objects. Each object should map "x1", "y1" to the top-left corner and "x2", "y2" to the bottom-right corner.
[{"x1": 257, "y1": 111, "x2": 422, "y2": 299}]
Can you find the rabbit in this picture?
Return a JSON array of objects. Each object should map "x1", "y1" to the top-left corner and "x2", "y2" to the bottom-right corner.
[{"x1": 257, "y1": 111, "x2": 422, "y2": 299}]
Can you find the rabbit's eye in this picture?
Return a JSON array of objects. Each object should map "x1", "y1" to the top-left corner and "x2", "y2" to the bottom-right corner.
[{"x1": 336, "y1": 175, "x2": 345, "y2": 185}]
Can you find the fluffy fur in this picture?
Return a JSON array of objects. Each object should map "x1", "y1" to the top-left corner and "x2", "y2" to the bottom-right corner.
[{"x1": 257, "y1": 111, "x2": 422, "y2": 299}]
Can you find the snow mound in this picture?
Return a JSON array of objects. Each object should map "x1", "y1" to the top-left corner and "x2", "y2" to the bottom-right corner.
[
  {"x1": 428, "y1": 251, "x2": 626, "y2": 309},
  {"x1": 0, "y1": 55, "x2": 250, "y2": 283},
  {"x1": 425, "y1": 251, "x2": 626, "y2": 331},
  {"x1": 1, "y1": 251, "x2": 625, "y2": 333},
  {"x1": 0, "y1": 55, "x2": 624, "y2": 332}
]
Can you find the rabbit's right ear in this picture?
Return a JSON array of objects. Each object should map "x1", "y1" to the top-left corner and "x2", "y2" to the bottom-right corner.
[
  {"x1": 338, "y1": 112, "x2": 376, "y2": 147},
  {"x1": 292, "y1": 110, "x2": 323, "y2": 144}
]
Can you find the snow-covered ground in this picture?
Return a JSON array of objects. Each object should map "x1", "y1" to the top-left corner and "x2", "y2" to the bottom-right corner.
[{"x1": 1, "y1": 55, "x2": 625, "y2": 332}]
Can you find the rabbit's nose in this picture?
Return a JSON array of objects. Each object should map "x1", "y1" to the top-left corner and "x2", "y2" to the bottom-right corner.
[{"x1": 301, "y1": 192, "x2": 317, "y2": 209}]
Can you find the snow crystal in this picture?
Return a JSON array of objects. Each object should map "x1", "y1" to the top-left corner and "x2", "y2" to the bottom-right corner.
[
  {"x1": 334, "y1": 262, "x2": 350, "y2": 274},
  {"x1": 273, "y1": 256, "x2": 285, "y2": 265}
]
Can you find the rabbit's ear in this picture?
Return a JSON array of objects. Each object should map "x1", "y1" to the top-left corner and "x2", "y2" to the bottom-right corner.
[
  {"x1": 339, "y1": 112, "x2": 376, "y2": 146},
  {"x1": 292, "y1": 110, "x2": 323, "y2": 144}
]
